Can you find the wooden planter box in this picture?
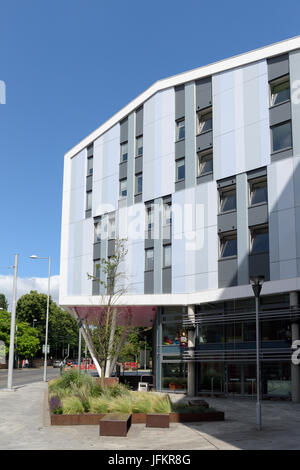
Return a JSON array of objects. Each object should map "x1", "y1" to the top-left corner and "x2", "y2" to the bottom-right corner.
[
  {"x1": 146, "y1": 413, "x2": 169, "y2": 428},
  {"x1": 99, "y1": 413, "x2": 132, "y2": 437},
  {"x1": 50, "y1": 410, "x2": 224, "y2": 425}
]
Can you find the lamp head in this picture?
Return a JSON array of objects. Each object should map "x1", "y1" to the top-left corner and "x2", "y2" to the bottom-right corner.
[
  {"x1": 250, "y1": 275, "x2": 265, "y2": 297},
  {"x1": 30, "y1": 255, "x2": 38, "y2": 259}
]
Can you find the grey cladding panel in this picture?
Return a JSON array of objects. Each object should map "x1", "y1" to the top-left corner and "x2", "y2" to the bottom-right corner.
[
  {"x1": 93, "y1": 242, "x2": 101, "y2": 260},
  {"x1": 218, "y1": 212, "x2": 237, "y2": 233},
  {"x1": 162, "y1": 267, "x2": 172, "y2": 293},
  {"x1": 175, "y1": 180, "x2": 185, "y2": 192},
  {"x1": 271, "y1": 148, "x2": 293, "y2": 162},
  {"x1": 144, "y1": 271, "x2": 154, "y2": 294},
  {"x1": 87, "y1": 145, "x2": 93, "y2": 157},
  {"x1": 197, "y1": 173, "x2": 213, "y2": 185},
  {"x1": 248, "y1": 204, "x2": 268, "y2": 227},
  {"x1": 175, "y1": 85, "x2": 185, "y2": 120},
  {"x1": 135, "y1": 156, "x2": 143, "y2": 174},
  {"x1": 86, "y1": 175, "x2": 93, "y2": 192},
  {"x1": 218, "y1": 258, "x2": 238, "y2": 287},
  {"x1": 247, "y1": 167, "x2": 267, "y2": 180},
  {"x1": 196, "y1": 77, "x2": 212, "y2": 111},
  {"x1": 92, "y1": 280, "x2": 100, "y2": 295},
  {"x1": 196, "y1": 131, "x2": 213, "y2": 152},
  {"x1": 134, "y1": 194, "x2": 143, "y2": 203},
  {"x1": 217, "y1": 176, "x2": 236, "y2": 189},
  {"x1": 269, "y1": 100, "x2": 291, "y2": 127},
  {"x1": 120, "y1": 118, "x2": 128, "y2": 143},
  {"x1": 249, "y1": 252, "x2": 270, "y2": 281},
  {"x1": 268, "y1": 54, "x2": 289, "y2": 81},
  {"x1": 107, "y1": 239, "x2": 115, "y2": 257},
  {"x1": 175, "y1": 139, "x2": 185, "y2": 159},
  {"x1": 119, "y1": 161, "x2": 128, "y2": 179},
  {"x1": 136, "y1": 106, "x2": 143, "y2": 136}
]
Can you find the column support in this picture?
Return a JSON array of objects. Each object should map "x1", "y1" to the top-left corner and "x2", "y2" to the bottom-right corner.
[
  {"x1": 187, "y1": 305, "x2": 196, "y2": 397},
  {"x1": 290, "y1": 292, "x2": 300, "y2": 402}
]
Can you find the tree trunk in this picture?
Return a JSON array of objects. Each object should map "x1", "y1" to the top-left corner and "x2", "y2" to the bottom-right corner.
[
  {"x1": 109, "y1": 324, "x2": 130, "y2": 376},
  {"x1": 105, "y1": 308, "x2": 117, "y2": 377},
  {"x1": 101, "y1": 364, "x2": 106, "y2": 387}
]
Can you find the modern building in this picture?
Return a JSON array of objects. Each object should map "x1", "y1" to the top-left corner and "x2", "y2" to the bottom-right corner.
[{"x1": 60, "y1": 36, "x2": 300, "y2": 401}]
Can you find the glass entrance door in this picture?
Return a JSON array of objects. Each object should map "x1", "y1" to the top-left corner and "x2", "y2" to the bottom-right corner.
[{"x1": 227, "y1": 364, "x2": 242, "y2": 394}]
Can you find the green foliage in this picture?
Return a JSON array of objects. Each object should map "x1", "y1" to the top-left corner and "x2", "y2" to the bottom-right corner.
[
  {"x1": 89, "y1": 396, "x2": 110, "y2": 413},
  {"x1": 0, "y1": 294, "x2": 8, "y2": 311},
  {"x1": 0, "y1": 310, "x2": 40, "y2": 358},
  {"x1": 132, "y1": 393, "x2": 153, "y2": 413},
  {"x1": 62, "y1": 396, "x2": 85, "y2": 415},
  {"x1": 152, "y1": 395, "x2": 172, "y2": 413},
  {"x1": 16, "y1": 290, "x2": 78, "y2": 356},
  {"x1": 109, "y1": 395, "x2": 133, "y2": 413}
]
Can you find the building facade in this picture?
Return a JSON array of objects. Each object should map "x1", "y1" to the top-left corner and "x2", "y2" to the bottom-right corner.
[{"x1": 60, "y1": 36, "x2": 300, "y2": 400}]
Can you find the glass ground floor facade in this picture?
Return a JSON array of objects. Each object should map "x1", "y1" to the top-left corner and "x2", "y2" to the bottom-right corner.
[{"x1": 154, "y1": 293, "x2": 299, "y2": 399}]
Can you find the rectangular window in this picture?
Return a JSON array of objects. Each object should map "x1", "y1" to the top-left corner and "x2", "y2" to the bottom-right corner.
[
  {"x1": 145, "y1": 248, "x2": 154, "y2": 271},
  {"x1": 94, "y1": 220, "x2": 102, "y2": 242},
  {"x1": 250, "y1": 226, "x2": 269, "y2": 254},
  {"x1": 86, "y1": 191, "x2": 92, "y2": 210},
  {"x1": 108, "y1": 213, "x2": 115, "y2": 240},
  {"x1": 163, "y1": 244, "x2": 172, "y2": 268},
  {"x1": 120, "y1": 178, "x2": 127, "y2": 198},
  {"x1": 93, "y1": 260, "x2": 100, "y2": 279},
  {"x1": 176, "y1": 158, "x2": 185, "y2": 181},
  {"x1": 197, "y1": 150, "x2": 213, "y2": 176},
  {"x1": 271, "y1": 121, "x2": 292, "y2": 152},
  {"x1": 164, "y1": 202, "x2": 172, "y2": 226},
  {"x1": 146, "y1": 205, "x2": 154, "y2": 231},
  {"x1": 197, "y1": 108, "x2": 212, "y2": 134},
  {"x1": 176, "y1": 119, "x2": 185, "y2": 141},
  {"x1": 219, "y1": 187, "x2": 236, "y2": 213},
  {"x1": 135, "y1": 173, "x2": 143, "y2": 194},
  {"x1": 249, "y1": 178, "x2": 268, "y2": 206},
  {"x1": 120, "y1": 142, "x2": 128, "y2": 162},
  {"x1": 136, "y1": 136, "x2": 143, "y2": 157},
  {"x1": 270, "y1": 75, "x2": 290, "y2": 107},
  {"x1": 220, "y1": 232, "x2": 237, "y2": 258},
  {"x1": 87, "y1": 156, "x2": 93, "y2": 176}
]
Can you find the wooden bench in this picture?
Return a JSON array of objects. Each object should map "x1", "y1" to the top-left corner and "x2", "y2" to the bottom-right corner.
[
  {"x1": 146, "y1": 413, "x2": 170, "y2": 428},
  {"x1": 99, "y1": 413, "x2": 132, "y2": 437}
]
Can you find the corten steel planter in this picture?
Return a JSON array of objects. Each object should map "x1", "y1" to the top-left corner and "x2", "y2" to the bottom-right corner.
[
  {"x1": 99, "y1": 413, "x2": 132, "y2": 437},
  {"x1": 50, "y1": 411, "x2": 224, "y2": 425},
  {"x1": 146, "y1": 413, "x2": 170, "y2": 428}
]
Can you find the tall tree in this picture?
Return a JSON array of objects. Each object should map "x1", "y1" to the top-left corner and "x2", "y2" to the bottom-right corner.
[
  {"x1": 0, "y1": 310, "x2": 40, "y2": 359},
  {"x1": 0, "y1": 294, "x2": 8, "y2": 311},
  {"x1": 16, "y1": 291, "x2": 78, "y2": 357},
  {"x1": 83, "y1": 238, "x2": 132, "y2": 385}
]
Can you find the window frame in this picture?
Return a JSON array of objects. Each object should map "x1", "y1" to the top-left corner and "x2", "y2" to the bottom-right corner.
[
  {"x1": 197, "y1": 150, "x2": 213, "y2": 177},
  {"x1": 271, "y1": 120, "x2": 292, "y2": 153},
  {"x1": 94, "y1": 220, "x2": 102, "y2": 243},
  {"x1": 250, "y1": 225, "x2": 269, "y2": 254},
  {"x1": 87, "y1": 156, "x2": 93, "y2": 176},
  {"x1": 249, "y1": 177, "x2": 268, "y2": 207},
  {"x1": 136, "y1": 135, "x2": 143, "y2": 157},
  {"x1": 197, "y1": 107, "x2": 213, "y2": 135},
  {"x1": 269, "y1": 74, "x2": 290, "y2": 107},
  {"x1": 176, "y1": 158, "x2": 185, "y2": 182},
  {"x1": 219, "y1": 186, "x2": 237, "y2": 214},
  {"x1": 86, "y1": 190, "x2": 92, "y2": 211},
  {"x1": 120, "y1": 142, "x2": 128, "y2": 163},
  {"x1": 135, "y1": 172, "x2": 143, "y2": 195},
  {"x1": 176, "y1": 119, "x2": 185, "y2": 141},
  {"x1": 119, "y1": 178, "x2": 127, "y2": 198},
  {"x1": 163, "y1": 244, "x2": 172, "y2": 268},
  {"x1": 145, "y1": 248, "x2": 154, "y2": 271},
  {"x1": 219, "y1": 231, "x2": 238, "y2": 259}
]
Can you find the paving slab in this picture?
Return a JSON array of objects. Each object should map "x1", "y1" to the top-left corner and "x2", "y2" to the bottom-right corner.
[{"x1": 0, "y1": 383, "x2": 299, "y2": 450}]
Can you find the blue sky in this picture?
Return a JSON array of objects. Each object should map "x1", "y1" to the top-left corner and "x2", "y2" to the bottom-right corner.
[{"x1": 0, "y1": 0, "x2": 300, "y2": 291}]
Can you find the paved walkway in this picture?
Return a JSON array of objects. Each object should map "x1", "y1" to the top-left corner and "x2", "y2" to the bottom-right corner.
[{"x1": 0, "y1": 382, "x2": 300, "y2": 450}]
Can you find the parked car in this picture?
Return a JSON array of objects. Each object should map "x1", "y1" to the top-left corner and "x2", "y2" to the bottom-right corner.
[{"x1": 53, "y1": 360, "x2": 61, "y2": 368}]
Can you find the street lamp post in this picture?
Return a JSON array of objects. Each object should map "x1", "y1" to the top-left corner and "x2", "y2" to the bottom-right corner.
[
  {"x1": 250, "y1": 275, "x2": 264, "y2": 431},
  {"x1": 30, "y1": 255, "x2": 51, "y2": 382},
  {"x1": 7, "y1": 253, "x2": 19, "y2": 389}
]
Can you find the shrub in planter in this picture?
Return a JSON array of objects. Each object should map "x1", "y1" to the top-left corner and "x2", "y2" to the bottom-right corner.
[
  {"x1": 89, "y1": 397, "x2": 110, "y2": 414},
  {"x1": 49, "y1": 395, "x2": 62, "y2": 415},
  {"x1": 62, "y1": 396, "x2": 85, "y2": 415}
]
